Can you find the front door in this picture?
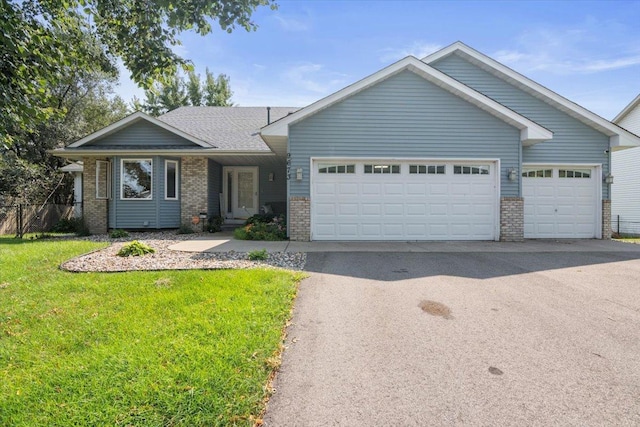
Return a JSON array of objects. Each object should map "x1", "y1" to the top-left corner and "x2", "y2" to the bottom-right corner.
[{"x1": 223, "y1": 167, "x2": 259, "y2": 219}]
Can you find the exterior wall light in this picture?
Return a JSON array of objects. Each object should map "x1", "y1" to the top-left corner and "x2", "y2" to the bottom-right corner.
[
  {"x1": 507, "y1": 168, "x2": 518, "y2": 181},
  {"x1": 296, "y1": 168, "x2": 303, "y2": 181},
  {"x1": 604, "y1": 174, "x2": 614, "y2": 185}
]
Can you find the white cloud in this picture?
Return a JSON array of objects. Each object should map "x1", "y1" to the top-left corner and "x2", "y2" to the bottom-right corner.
[
  {"x1": 493, "y1": 23, "x2": 640, "y2": 75},
  {"x1": 274, "y1": 14, "x2": 310, "y2": 32},
  {"x1": 282, "y1": 63, "x2": 349, "y2": 94},
  {"x1": 379, "y1": 42, "x2": 443, "y2": 63}
]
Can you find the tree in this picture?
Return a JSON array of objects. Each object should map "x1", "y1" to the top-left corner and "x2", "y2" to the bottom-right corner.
[
  {"x1": 135, "y1": 68, "x2": 233, "y2": 116},
  {"x1": 1, "y1": 0, "x2": 276, "y2": 148},
  {"x1": 0, "y1": 25, "x2": 129, "y2": 204}
]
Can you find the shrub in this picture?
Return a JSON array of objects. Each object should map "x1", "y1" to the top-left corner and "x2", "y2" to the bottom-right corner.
[
  {"x1": 248, "y1": 249, "x2": 268, "y2": 261},
  {"x1": 236, "y1": 214, "x2": 286, "y2": 241},
  {"x1": 208, "y1": 216, "x2": 224, "y2": 233},
  {"x1": 177, "y1": 224, "x2": 195, "y2": 234},
  {"x1": 117, "y1": 240, "x2": 155, "y2": 257},
  {"x1": 109, "y1": 229, "x2": 129, "y2": 238},
  {"x1": 51, "y1": 217, "x2": 90, "y2": 235}
]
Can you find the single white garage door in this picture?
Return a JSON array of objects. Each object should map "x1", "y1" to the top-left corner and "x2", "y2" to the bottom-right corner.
[
  {"x1": 522, "y1": 166, "x2": 599, "y2": 238},
  {"x1": 311, "y1": 160, "x2": 498, "y2": 241}
]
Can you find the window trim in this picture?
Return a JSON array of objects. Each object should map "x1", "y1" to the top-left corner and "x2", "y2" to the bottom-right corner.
[
  {"x1": 95, "y1": 160, "x2": 111, "y2": 200},
  {"x1": 120, "y1": 158, "x2": 153, "y2": 201},
  {"x1": 164, "y1": 160, "x2": 179, "y2": 200}
]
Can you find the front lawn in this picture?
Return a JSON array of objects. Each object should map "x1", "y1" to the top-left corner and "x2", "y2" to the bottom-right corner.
[{"x1": 0, "y1": 238, "x2": 301, "y2": 426}]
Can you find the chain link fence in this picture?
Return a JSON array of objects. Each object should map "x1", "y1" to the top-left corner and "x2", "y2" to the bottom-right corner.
[
  {"x1": 612, "y1": 215, "x2": 640, "y2": 237},
  {"x1": 0, "y1": 203, "x2": 80, "y2": 238}
]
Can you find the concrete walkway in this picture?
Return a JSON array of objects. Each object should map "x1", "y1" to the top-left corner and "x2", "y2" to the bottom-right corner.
[{"x1": 168, "y1": 232, "x2": 640, "y2": 253}]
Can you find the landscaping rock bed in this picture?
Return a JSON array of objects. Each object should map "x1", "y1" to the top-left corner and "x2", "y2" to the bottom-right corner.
[{"x1": 60, "y1": 231, "x2": 306, "y2": 272}]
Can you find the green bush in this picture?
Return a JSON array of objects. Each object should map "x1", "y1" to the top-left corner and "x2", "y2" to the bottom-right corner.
[
  {"x1": 236, "y1": 214, "x2": 286, "y2": 241},
  {"x1": 208, "y1": 215, "x2": 224, "y2": 233},
  {"x1": 109, "y1": 229, "x2": 129, "y2": 238},
  {"x1": 233, "y1": 227, "x2": 249, "y2": 240},
  {"x1": 248, "y1": 249, "x2": 268, "y2": 261},
  {"x1": 117, "y1": 240, "x2": 155, "y2": 257},
  {"x1": 177, "y1": 224, "x2": 195, "y2": 234},
  {"x1": 51, "y1": 217, "x2": 90, "y2": 235}
]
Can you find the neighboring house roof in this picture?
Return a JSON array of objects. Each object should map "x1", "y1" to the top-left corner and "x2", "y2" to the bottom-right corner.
[
  {"x1": 613, "y1": 93, "x2": 640, "y2": 124},
  {"x1": 261, "y1": 55, "x2": 553, "y2": 153},
  {"x1": 422, "y1": 41, "x2": 640, "y2": 150},
  {"x1": 59, "y1": 161, "x2": 83, "y2": 173},
  {"x1": 53, "y1": 107, "x2": 298, "y2": 158}
]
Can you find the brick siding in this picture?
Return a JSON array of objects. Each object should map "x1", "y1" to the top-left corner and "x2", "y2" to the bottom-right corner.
[
  {"x1": 602, "y1": 199, "x2": 611, "y2": 240},
  {"x1": 500, "y1": 197, "x2": 524, "y2": 242},
  {"x1": 181, "y1": 157, "x2": 208, "y2": 230},
  {"x1": 82, "y1": 157, "x2": 108, "y2": 235},
  {"x1": 289, "y1": 196, "x2": 310, "y2": 241}
]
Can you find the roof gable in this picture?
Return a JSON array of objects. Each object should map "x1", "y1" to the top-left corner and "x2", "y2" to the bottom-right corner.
[
  {"x1": 262, "y1": 56, "x2": 552, "y2": 146},
  {"x1": 67, "y1": 112, "x2": 211, "y2": 148},
  {"x1": 613, "y1": 93, "x2": 640, "y2": 124},
  {"x1": 423, "y1": 42, "x2": 640, "y2": 149}
]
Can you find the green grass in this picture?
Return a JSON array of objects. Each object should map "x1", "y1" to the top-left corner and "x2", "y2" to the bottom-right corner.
[{"x1": 0, "y1": 238, "x2": 302, "y2": 426}]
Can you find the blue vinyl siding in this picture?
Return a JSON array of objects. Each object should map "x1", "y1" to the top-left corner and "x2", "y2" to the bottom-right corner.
[
  {"x1": 289, "y1": 70, "x2": 520, "y2": 197},
  {"x1": 431, "y1": 54, "x2": 610, "y2": 198},
  {"x1": 109, "y1": 156, "x2": 181, "y2": 229},
  {"x1": 88, "y1": 120, "x2": 197, "y2": 147}
]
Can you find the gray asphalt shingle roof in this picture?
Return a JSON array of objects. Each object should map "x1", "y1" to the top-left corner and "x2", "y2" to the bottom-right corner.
[{"x1": 157, "y1": 106, "x2": 298, "y2": 151}]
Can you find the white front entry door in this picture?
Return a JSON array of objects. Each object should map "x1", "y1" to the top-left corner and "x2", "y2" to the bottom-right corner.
[
  {"x1": 522, "y1": 165, "x2": 600, "y2": 238},
  {"x1": 223, "y1": 167, "x2": 259, "y2": 219}
]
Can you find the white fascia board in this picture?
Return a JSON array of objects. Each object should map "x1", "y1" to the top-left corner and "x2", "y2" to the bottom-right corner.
[
  {"x1": 67, "y1": 111, "x2": 211, "y2": 148},
  {"x1": 423, "y1": 42, "x2": 640, "y2": 148},
  {"x1": 261, "y1": 56, "x2": 552, "y2": 145},
  {"x1": 613, "y1": 93, "x2": 640, "y2": 123}
]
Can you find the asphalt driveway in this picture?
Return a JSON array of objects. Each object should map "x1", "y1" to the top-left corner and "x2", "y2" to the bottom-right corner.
[{"x1": 263, "y1": 244, "x2": 640, "y2": 426}]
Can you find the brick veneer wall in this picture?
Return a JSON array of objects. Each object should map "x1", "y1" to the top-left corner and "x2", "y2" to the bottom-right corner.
[
  {"x1": 82, "y1": 157, "x2": 108, "y2": 235},
  {"x1": 602, "y1": 199, "x2": 611, "y2": 240},
  {"x1": 289, "y1": 196, "x2": 310, "y2": 241},
  {"x1": 500, "y1": 197, "x2": 524, "y2": 242},
  {"x1": 181, "y1": 157, "x2": 208, "y2": 230}
]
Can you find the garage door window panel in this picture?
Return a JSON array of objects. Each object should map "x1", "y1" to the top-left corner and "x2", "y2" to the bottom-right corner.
[
  {"x1": 364, "y1": 164, "x2": 401, "y2": 174},
  {"x1": 522, "y1": 169, "x2": 552, "y2": 178},
  {"x1": 409, "y1": 164, "x2": 445, "y2": 174},
  {"x1": 559, "y1": 169, "x2": 591, "y2": 178},
  {"x1": 454, "y1": 165, "x2": 490, "y2": 175},
  {"x1": 318, "y1": 164, "x2": 355, "y2": 174}
]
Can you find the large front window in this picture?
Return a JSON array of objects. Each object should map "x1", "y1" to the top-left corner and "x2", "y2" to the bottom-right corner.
[{"x1": 121, "y1": 159, "x2": 152, "y2": 200}]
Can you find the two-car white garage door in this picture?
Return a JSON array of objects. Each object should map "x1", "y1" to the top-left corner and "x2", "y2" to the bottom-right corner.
[{"x1": 312, "y1": 160, "x2": 499, "y2": 241}]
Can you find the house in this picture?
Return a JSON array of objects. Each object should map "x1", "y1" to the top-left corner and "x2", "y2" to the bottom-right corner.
[
  {"x1": 611, "y1": 94, "x2": 640, "y2": 235},
  {"x1": 53, "y1": 42, "x2": 640, "y2": 241}
]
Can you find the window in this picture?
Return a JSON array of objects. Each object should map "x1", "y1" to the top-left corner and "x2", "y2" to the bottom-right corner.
[
  {"x1": 318, "y1": 164, "x2": 355, "y2": 174},
  {"x1": 522, "y1": 169, "x2": 552, "y2": 178},
  {"x1": 364, "y1": 164, "x2": 400, "y2": 174},
  {"x1": 454, "y1": 165, "x2": 490, "y2": 175},
  {"x1": 559, "y1": 169, "x2": 591, "y2": 178},
  {"x1": 409, "y1": 165, "x2": 446, "y2": 174},
  {"x1": 165, "y1": 160, "x2": 178, "y2": 200},
  {"x1": 96, "y1": 160, "x2": 111, "y2": 199},
  {"x1": 121, "y1": 159, "x2": 152, "y2": 200}
]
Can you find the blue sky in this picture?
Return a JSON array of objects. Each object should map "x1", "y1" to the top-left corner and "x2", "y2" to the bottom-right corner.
[{"x1": 116, "y1": 0, "x2": 640, "y2": 120}]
